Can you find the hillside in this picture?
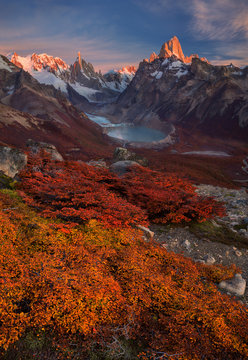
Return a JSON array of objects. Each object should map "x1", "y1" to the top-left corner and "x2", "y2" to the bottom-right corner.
[{"x1": 0, "y1": 153, "x2": 248, "y2": 360}]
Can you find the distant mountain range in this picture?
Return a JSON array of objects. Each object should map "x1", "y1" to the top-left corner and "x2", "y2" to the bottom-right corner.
[
  {"x1": 0, "y1": 35, "x2": 247, "y2": 158},
  {"x1": 8, "y1": 51, "x2": 136, "y2": 104}
]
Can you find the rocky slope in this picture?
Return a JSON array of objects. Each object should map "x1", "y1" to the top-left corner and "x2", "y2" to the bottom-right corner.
[
  {"x1": 107, "y1": 37, "x2": 248, "y2": 140},
  {"x1": 0, "y1": 55, "x2": 114, "y2": 159}
]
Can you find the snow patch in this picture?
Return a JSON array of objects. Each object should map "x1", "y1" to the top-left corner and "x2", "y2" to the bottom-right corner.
[
  {"x1": 32, "y1": 71, "x2": 68, "y2": 93},
  {"x1": 162, "y1": 59, "x2": 169, "y2": 66},
  {"x1": 0, "y1": 57, "x2": 13, "y2": 72},
  {"x1": 70, "y1": 83, "x2": 100, "y2": 102},
  {"x1": 175, "y1": 69, "x2": 188, "y2": 78},
  {"x1": 169, "y1": 60, "x2": 184, "y2": 69},
  {"x1": 155, "y1": 71, "x2": 163, "y2": 79}
]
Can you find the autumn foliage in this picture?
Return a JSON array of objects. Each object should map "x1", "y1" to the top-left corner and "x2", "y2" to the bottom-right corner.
[
  {"x1": 18, "y1": 154, "x2": 225, "y2": 228},
  {"x1": 0, "y1": 189, "x2": 247, "y2": 359},
  {"x1": 1, "y1": 155, "x2": 245, "y2": 359}
]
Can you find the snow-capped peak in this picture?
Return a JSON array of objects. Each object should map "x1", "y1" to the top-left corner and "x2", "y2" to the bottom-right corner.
[
  {"x1": 117, "y1": 65, "x2": 136, "y2": 75},
  {"x1": 9, "y1": 52, "x2": 69, "y2": 74}
]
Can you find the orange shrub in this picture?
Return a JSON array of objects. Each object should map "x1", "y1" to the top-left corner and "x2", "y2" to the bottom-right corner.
[{"x1": 0, "y1": 190, "x2": 247, "y2": 359}]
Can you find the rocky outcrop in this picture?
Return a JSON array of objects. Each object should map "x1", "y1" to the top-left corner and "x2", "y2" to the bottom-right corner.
[
  {"x1": 195, "y1": 184, "x2": 248, "y2": 237},
  {"x1": 113, "y1": 147, "x2": 148, "y2": 166},
  {"x1": 26, "y1": 139, "x2": 63, "y2": 161},
  {"x1": 0, "y1": 146, "x2": 27, "y2": 178}
]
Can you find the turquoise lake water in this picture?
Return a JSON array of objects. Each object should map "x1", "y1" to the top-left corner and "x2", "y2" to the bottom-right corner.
[{"x1": 86, "y1": 113, "x2": 165, "y2": 142}]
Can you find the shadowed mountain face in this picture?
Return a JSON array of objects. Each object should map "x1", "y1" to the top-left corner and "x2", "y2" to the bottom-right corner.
[
  {"x1": 110, "y1": 49, "x2": 248, "y2": 140},
  {"x1": 0, "y1": 55, "x2": 113, "y2": 159}
]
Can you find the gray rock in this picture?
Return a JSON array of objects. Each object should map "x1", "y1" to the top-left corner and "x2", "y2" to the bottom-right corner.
[
  {"x1": 239, "y1": 229, "x2": 247, "y2": 235},
  {"x1": 113, "y1": 147, "x2": 148, "y2": 166},
  {"x1": 110, "y1": 160, "x2": 141, "y2": 176},
  {"x1": 26, "y1": 139, "x2": 63, "y2": 161},
  {"x1": 0, "y1": 146, "x2": 27, "y2": 178},
  {"x1": 86, "y1": 159, "x2": 107, "y2": 168},
  {"x1": 235, "y1": 250, "x2": 242, "y2": 257},
  {"x1": 182, "y1": 239, "x2": 191, "y2": 251},
  {"x1": 218, "y1": 274, "x2": 246, "y2": 296},
  {"x1": 195, "y1": 259, "x2": 205, "y2": 264},
  {"x1": 203, "y1": 254, "x2": 216, "y2": 265}
]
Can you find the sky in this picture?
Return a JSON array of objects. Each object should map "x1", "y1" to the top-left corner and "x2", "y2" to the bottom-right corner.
[{"x1": 0, "y1": 0, "x2": 247, "y2": 72}]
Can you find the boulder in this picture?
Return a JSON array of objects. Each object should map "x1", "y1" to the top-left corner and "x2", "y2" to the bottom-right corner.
[
  {"x1": 110, "y1": 160, "x2": 141, "y2": 176},
  {"x1": 26, "y1": 139, "x2": 63, "y2": 161},
  {"x1": 0, "y1": 146, "x2": 27, "y2": 178},
  {"x1": 113, "y1": 147, "x2": 148, "y2": 166},
  {"x1": 218, "y1": 274, "x2": 246, "y2": 296},
  {"x1": 203, "y1": 254, "x2": 216, "y2": 265},
  {"x1": 86, "y1": 159, "x2": 107, "y2": 168}
]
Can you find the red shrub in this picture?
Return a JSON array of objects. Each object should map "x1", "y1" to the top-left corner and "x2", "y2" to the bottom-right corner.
[
  {"x1": 121, "y1": 166, "x2": 225, "y2": 224},
  {"x1": 19, "y1": 154, "x2": 147, "y2": 228},
  {"x1": 19, "y1": 154, "x2": 225, "y2": 227}
]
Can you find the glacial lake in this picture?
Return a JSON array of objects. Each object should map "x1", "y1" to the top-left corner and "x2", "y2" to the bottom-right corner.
[
  {"x1": 86, "y1": 113, "x2": 166, "y2": 143},
  {"x1": 107, "y1": 126, "x2": 165, "y2": 142}
]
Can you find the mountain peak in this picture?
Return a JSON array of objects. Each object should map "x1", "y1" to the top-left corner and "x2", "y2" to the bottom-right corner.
[
  {"x1": 159, "y1": 36, "x2": 209, "y2": 64},
  {"x1": 149, "y1": 52, "x2": 158, "y2": 63},
  {"x1": 159, "y1": 36, "x2": 185, "y2": 62},
  {"x1": 9, "y1": 52, "x2": 69, "y2": 73},
  {"x1": 77, "y1": 51, "x2": 82, "y2": 69}
]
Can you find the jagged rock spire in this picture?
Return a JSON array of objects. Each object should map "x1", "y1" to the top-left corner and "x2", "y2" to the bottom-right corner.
[
  {"x1": 78, "y1": 51, "x2": 82, "y2": 69},
  {"x1": 159, "y1": 36, "x2": 185, "y2": 61}
]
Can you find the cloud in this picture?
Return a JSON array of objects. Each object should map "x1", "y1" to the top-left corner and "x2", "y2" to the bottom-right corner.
[
  {"x1": 210, "y1": 44, "x2": 248, "y2": 67},
  {"x1": 191, "y1": 0, "x2": 248, "y2": 40}
]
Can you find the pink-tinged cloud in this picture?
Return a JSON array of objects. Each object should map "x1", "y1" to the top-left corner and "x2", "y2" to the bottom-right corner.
[{"x1": 192, "y1": 0, "x2": 248, "y2": 40}]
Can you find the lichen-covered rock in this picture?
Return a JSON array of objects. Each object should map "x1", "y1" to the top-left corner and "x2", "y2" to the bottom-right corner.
[
  {"x1": 0, "y1": 146, "x2": 27, "y2": 178},
  {"x1": 26, "y1": 139, "x2": 63, "y2": 161}
]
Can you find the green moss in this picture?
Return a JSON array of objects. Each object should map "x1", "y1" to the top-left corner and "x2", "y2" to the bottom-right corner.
[
  {"x1": 189, "y1": 220, "x2": 248, "y2": 249},
  {"x1": 0, "y1": 172, "x2": 16, "y2": 190}
]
